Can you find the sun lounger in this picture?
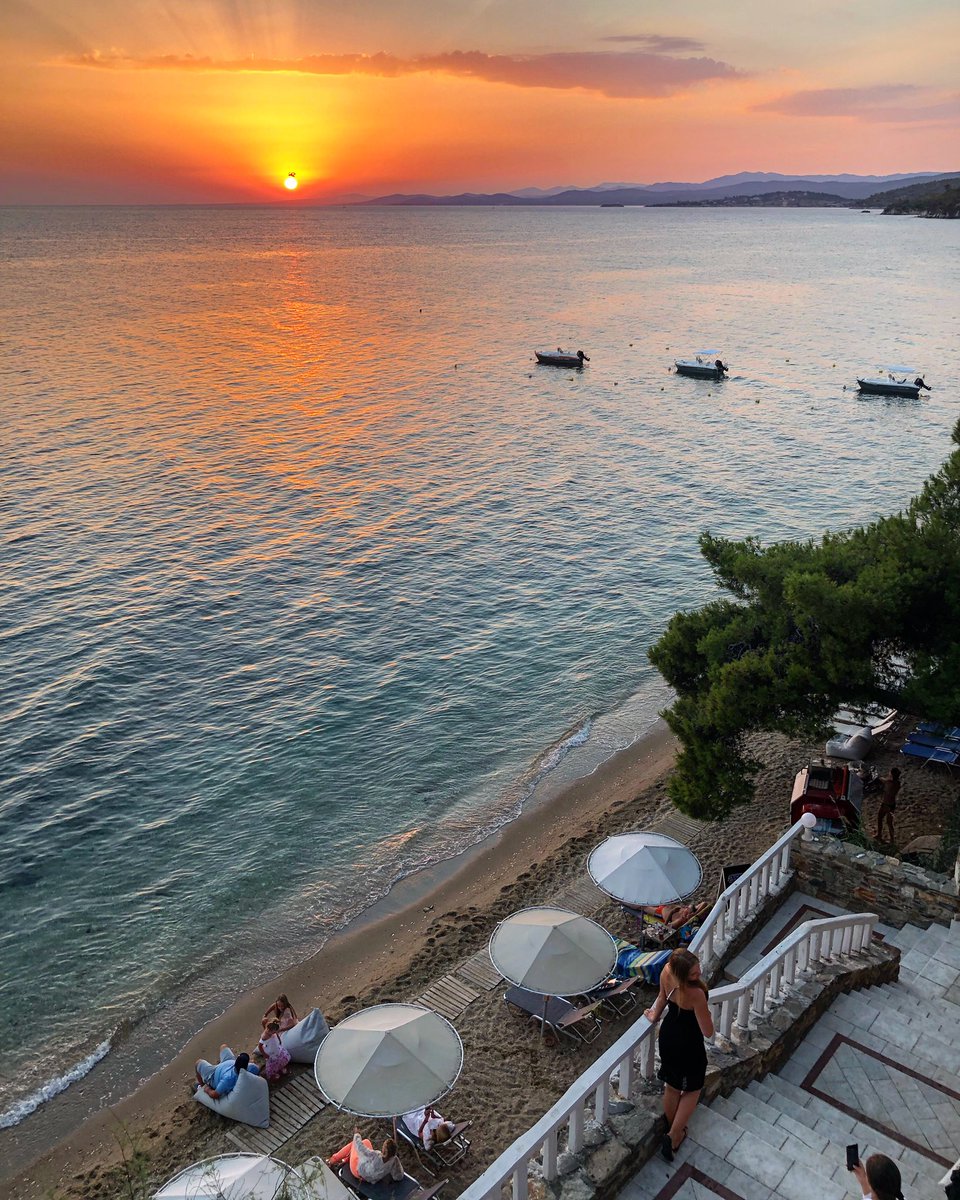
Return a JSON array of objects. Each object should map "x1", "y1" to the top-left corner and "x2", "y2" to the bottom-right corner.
[
  {"x1": 614, "y1": 940, "x2": 672, "y2": 985},
  {"x1": 580, "y1": 975, "x2": 641, "y2": 1016},
  {"x1": 900, "y1": 741, "x2": 958, "y2": 769},
  {"x1": 904, "y1": 732, "x2": 960, "y2": 750},
  {"x1": 503, "y1": 986, "x2": 602, "y2": 1044},
  {"x1": 917, "y1": 721, "x2": 960, "y2": 740},
  {"x1": 397, "y1": 1119, "x2": 472, "y2": 1176},
  {"x1": 623, "y1": 901, "x2": 711, "y2": 948},
  {"x1": 336, "y1": 1163, "x2": 446, "y2": 1200}
]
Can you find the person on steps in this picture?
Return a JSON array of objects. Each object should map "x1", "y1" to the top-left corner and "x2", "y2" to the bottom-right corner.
[
  {"x1": 850, "y1": 1152, "x2": 904, "y2": 1199},
  {"x1": 643, "y1": 947, "x2": 713, "y2": 1162}
]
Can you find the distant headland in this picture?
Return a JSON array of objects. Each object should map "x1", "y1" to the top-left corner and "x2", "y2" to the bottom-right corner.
[{"x1": 351, "y1": 171, "x2": 959, "y2": 216}]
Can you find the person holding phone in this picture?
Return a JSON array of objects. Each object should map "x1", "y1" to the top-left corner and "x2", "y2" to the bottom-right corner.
[{"x1": 848, "y1": 1148, "x2": 904, "y2": 1199}]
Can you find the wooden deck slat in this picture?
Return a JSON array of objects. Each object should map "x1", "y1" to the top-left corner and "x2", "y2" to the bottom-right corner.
[{"x1": 218, "y1": 1070, "x2": 326, "y2": 1155}]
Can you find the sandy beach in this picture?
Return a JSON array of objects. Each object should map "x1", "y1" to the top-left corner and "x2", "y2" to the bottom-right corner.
[{"x1": 7, "y1": 720, "x2": 957, "y2": 1200}]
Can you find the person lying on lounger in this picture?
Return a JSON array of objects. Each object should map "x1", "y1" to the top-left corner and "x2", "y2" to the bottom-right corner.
[
  {"x1": 194, "y1": 1045, "x2": 260, "y2": 1100},
  {"x1": 640, "y1": 901, "x2": 711, "y2": 929},
  {"x1": 402, "y1": 1105, "x2": 457, "y2": 1150}
]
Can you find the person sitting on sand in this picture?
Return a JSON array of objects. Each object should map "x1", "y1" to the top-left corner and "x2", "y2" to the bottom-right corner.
[
  {"x1": 261, "y1": 992, "x2": 298, "y2": 1032},
  {"x1": 195, "y1": 1045, "x2": 260, "y2": 1100},
  {"x1": 257, "y1": 1018, "x2": 292, "y2": 1083},
  {"x1": 329, "y1": 1129, "x2": 404, "y2": 1183},
  {"x1": 403, "y1": 1105, "x2": 457, "y2": 1150}
]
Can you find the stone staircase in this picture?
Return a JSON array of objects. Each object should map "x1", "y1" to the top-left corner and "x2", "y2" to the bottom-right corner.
[{"x1": 618, "y1": 918, "x2": 960, "y2": 1200}]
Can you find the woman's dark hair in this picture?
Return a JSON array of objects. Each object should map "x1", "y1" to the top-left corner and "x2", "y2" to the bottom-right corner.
[
  {"x1": 382, "y1": 1138, "x2": 398, "y2": 1160},
  {"x1": 234, "y1": 1052, "x2": 251, "y2": 1072},
  {"x1": 890, "y1": 768, "x2": 901, "y2": 780},
  {"x1": 865, "y1": 1153, "x2": 903, "y2": 1200},
  {"x1": 668, "y1": 948, "x2": 708, "y2": 996},
  {"x1": 276, "y1": 993, "x2": 290, "y2": 1010}
]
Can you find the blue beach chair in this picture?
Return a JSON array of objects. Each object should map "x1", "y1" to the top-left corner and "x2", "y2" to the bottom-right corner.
[{"x1": 900, "y1": 741, "x2": 958, "y2": 769}]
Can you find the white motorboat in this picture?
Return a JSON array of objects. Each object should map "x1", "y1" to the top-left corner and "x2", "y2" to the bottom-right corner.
[
  {"x1": 674, "y1": 349, "x2": 728, "y2": 379},
  {"x1": 857, "y1": 364, "x2": 931, "y2": 398},
  {"x1": 535, "y1": 348, "x2": 590, "y2": 368}
]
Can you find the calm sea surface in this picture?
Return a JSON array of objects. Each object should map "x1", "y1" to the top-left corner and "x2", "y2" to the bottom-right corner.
[{"x1": 1, "y1": 205, "x2": 958, "y2": 1152}]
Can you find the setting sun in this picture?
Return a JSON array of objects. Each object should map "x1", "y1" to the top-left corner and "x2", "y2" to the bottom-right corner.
[{"x1": 284, "y1": 172, "x2": 298, "y2": 190}]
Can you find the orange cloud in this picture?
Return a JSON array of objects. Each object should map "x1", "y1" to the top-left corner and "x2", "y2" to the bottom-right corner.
[{"x1": 59, "y1": 46, "x2": 743, "y2": 99}]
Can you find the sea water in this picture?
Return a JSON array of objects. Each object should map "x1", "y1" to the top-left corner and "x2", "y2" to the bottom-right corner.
[{"x1": 1, "y1": 205, "x2": 957, "y2": 1159}]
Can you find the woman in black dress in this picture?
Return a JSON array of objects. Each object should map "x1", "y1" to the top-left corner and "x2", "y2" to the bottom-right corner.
[{"x1": 644, "y1": 947, "x2": 714, "y2": 1161}]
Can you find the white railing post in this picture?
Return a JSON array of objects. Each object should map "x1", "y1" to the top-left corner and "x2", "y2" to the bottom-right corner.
[
  {"x1": 595, "y1": 1081, "x2": 609, "y2": 1124},
  {"x1": 640, "y1": 1026, "x2": 656, "y2": 1078},
  {"x1": 736, "y1": 991, "x2": 751, "y2": 1030},
  {"x1": 542, "y1": 1131, "x2": 558, "y2": 1181},
  {"x1": 513, "y1": 1166, "x2": 528, "y2": 1200},
  {"x1": 618, "y1": 1052, "x2": 633, "y2": 1099},
  {"x1": 568, "y1": 1104, "x2": 584, "y2": 1154}
]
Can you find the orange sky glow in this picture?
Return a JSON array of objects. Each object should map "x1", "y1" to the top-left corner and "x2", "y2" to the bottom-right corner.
[{"x1": 2, "y1": 0, "x2": 958, "y2": 203}]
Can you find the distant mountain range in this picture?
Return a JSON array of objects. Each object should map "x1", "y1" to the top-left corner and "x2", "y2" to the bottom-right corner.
[{"x1": 353, "y1": 172, "x2": 955, "y2": 207}]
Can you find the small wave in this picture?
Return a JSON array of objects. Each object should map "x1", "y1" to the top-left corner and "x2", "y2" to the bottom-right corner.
[
  {"x1": 525, "y1": 717, "x2": 593, "y2": 791},
  {"x1": 0, "y1": 1038, "x2": 112, "y2": 1130}
]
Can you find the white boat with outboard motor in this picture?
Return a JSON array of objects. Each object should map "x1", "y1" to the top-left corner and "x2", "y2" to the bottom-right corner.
[
  {"x1": 857, "y1": 365, "x2": 931, "y2": 399},
  {"x1": 674, "y1": 350, "x2": 728, "y2": 379},
  {"x1": 535, "y1": 348, "x2": 590, "y2": 368}
]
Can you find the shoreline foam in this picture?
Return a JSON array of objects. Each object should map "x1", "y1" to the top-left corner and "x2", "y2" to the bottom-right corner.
[{"x1": 2, "y1": 718, "x2": 677, "y2": 1195}]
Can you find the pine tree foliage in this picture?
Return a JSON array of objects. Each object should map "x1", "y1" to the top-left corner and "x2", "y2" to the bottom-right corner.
[{"x1": 648, "y1": 419, "x2": 960, "y2": 820}]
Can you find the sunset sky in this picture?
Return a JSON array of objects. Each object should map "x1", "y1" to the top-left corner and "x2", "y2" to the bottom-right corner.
[{"x1": 3, "y1": 0, "x2": 958, "y2": 203}]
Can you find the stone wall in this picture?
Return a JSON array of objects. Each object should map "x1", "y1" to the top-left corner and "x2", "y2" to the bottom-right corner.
[
  {"x1": 794, "y1": 836, "x2": 960, "y2": 928},
  {"x1": 532, "y1": 940, "x2": 899, "y2": 1200}
]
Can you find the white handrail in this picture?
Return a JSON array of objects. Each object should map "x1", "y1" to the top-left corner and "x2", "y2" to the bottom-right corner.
[
  {"x1": 707, "y1": 913, "x2": 877, "y2": 1039},
  {"x1": 457, "y1": 819, "x2": 864, "y2": 1200},
  {"x1": 688, "y1": 816, "x2": 814, "y2": 969}
]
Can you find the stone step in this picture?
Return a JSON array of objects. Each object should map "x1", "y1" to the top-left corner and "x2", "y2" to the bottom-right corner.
[
  {"x1": 871, "y1": 980, "x2": 960, "y2": 1029},
  {"x1": 809, "y1": 1003, "x2": 960, "y2": 1087},
  {"x1": 895, "y1": 965, "x2": 959, "y2": 1007},
  {"x1": 747, "y1": 1077, "x2": 946, "y2": 1186},
  {"x1": 686, "y1": 1101, "x2": 849, "y2": 1200},
  {"x1": 832, "y1": 988, "x2": 960, "y2": 1051},
  {"x1": 715, "y1": 1084, "x2": 941, "y2": 1198}
]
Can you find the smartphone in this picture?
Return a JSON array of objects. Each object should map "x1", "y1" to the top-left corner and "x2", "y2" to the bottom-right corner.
[{"x1": 846, "y1": 1144, "x2": 860, "y2": 1171}]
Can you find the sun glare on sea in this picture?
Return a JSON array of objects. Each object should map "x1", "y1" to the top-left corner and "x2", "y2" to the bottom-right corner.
[{"x1": 284, "y1": 172, "x2": 298, "y2": 191}]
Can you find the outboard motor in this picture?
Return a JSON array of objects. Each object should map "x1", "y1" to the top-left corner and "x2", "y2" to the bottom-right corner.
[
  {"x1": 715, "y1": 358, "x2": 726, "y2": 375},
  {"x1": 577, "y1": 350, "x2": 590, "y2": 363},
  {"x1": 915, "y1": 376, "x2": 931, "y2": 391}
]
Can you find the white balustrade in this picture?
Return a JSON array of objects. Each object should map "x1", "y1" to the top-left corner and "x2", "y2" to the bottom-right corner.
[{"x1": 456, "y1": 816, "x2": 872, "y2": 1200}]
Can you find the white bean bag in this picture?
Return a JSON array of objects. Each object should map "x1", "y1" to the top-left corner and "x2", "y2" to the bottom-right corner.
[
  {"x1": 194, "y1": 1062, "x2": 270, "y2": 1128},
  {"x1": 825, "y1": 727, "x2": 873, "y2": 761},
  {"x1": 283, "y1": 1008, "x2": 330, "y2": 1064}
]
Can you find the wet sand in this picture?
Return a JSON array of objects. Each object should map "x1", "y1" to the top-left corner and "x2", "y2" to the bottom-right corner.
[{"x1": 8, "y1": 721, "x2": 957, "y2": 1200}]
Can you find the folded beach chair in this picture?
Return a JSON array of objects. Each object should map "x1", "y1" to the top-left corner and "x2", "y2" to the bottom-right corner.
[
  {"x1": 396, "y1": 1119, "x2": 472, "y2": 1177},
  {"x1": 336, "y1": 1163, "x2": 445, "y2": 1200},
  {"x1": 503, "y1": 985, "x2": 602, "y2": 1045}
]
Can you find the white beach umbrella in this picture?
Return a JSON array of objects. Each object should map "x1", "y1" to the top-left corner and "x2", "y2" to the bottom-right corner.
[
  {"x1": 587, "y1": 831, "x2": 702, "y2": 908},
  {"x1": 154, "y1": 1154, "x2": 295, "y2": 1199},
  {"x1": 314, "y1": 1003, "x2": 463, "y2": 1119},
  {"x1": 488, "y1": 906, "x2": 617, "y2": 996}
]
